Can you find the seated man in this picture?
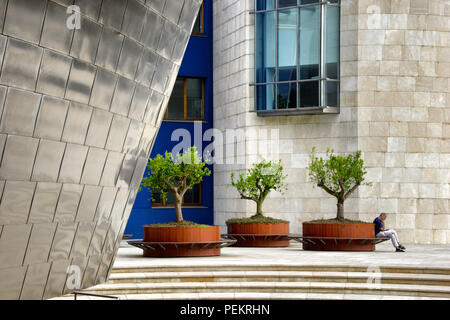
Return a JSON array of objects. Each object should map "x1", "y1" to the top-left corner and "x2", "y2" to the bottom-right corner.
[{"x1": 373, "y1": 213, "x2": 406, "y2": 252}]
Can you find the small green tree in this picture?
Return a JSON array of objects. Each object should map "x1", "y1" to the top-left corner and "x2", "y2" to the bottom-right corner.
[
  {"x1": 141, "y1": 147, "x2": 211, "y2": 223},
  {"x1": 231, "y1": 159, "x2": 287, "y2": 217},
  {"x1": 308, "y1": 147, "x2": 369, "y2": 221}
]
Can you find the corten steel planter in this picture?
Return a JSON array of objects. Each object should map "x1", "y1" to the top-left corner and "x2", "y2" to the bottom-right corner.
[
  {"x1": 226, "y1": 222, "x2": 290, "y2": 247},
  {"x1": 302, "y1": 222, "x2": 376, "y2": 251},
  {"x1": 142, "y1": 226, "x2": 221, "y2": 257},
  {"x1": 0, "y1": 0, "x2": 202, "y2": 300}
]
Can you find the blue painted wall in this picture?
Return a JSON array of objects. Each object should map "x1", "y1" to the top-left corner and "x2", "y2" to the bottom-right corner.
[{"x1": 125, "y1": 1, "x2": 214, "y2": 239}]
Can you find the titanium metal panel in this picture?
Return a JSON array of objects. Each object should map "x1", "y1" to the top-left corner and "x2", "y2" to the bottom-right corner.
[
  {"x1": 116, "y1": 38, "x2": 143, "y2": 80},
  {"x1": 99, "y1": 0, "x2": 127, "y2": 31},
  {"x1": 20, "y1": 262, "x2": 52, "y2": 300},
  {"x1": 85, "y1": 109, "x2": 113, "y2": 148},
  {"x1": 89, "y1": 68, "x2": 118, "y2": 110},
  {"x1": 70, "y1": 222, "x2": 95, "y2": 258},
  {"x1": 110, "y1": 76, "x2": 136, "y2": 116},
  {"x1": 95, "y1": 27, "x2": 124, "y2": 72},
  {"x1": 28, "y1": 182, "x2": 62, "y2": 224},
  {"x1": 0, "y1": 135, "x2": 39, "y2": 181},
  {"x1": 105, "y1": 114, "x2": 130, "y2": 152},
  {"x1": 0, "y1": 266, "x2": 26, "y2": 300},
  {"x1": 0, "y1": 224, "x2": 32, "y2": 268},
  {"x1": 75, "y1": 0, "x2": 103, "y2": 21},
  {"x1": 129, "y1": 85, "x2": 151, "y2": 121},
  {"x1": 0, "y1": 0, "x2": 201, "y2": 299},
  {"x1": 58, "y1": 144, "x2": 89, "y2": 184},
  {"x1": 62, "y1": 102, "x2": 93, "y2": 144},
  {"x1": 100, "y1": 151, "x2": 125, "y2": 187},
  {"x1": 76, "y1": 185, "x2": 102, "y2": 222},
  {"x1": 42, "y1": 259, "x2": 71, "y2": 300},
  {"x1": 40, "y1": 1, "x2": 74, "y2": 54},
  {"x1": 70, "y1": 16, "x2": 102, "y2": 64},
  {"x1": 49, "y1": 222, "x2": 77, "y2": 261},
  {"x1": 122, "y1": 0, "x2": 147, "y2": 41},
  {"x1": 54, "y1": 184, "x2": 84, "y2": 223},
  {"x1": 0, "y1": 88, "x2": 41, "y2": 137},
  {"x1": 0, "y1": 38, "x2": 43, "y2": 91},
  {"x1": 34, "y1": 96, "x2": 70, "y2": 141},
  {"x1": 147, "y1": 0, "x2": 166, "y2": 13},
  {"x1": 36, "y1": 51, "x2": 72, "y2": 98},
  {"x1": 23, "y1": 223, "x2": 57, "y2": 265},
  {"x1": 65, "y1": 59, "x2": 97, "y2": 104},
  {"x1": 80, "y1": 148, "x2": 108, "y2": 185},
  {"x1": 3, "y1": 0, "x2": 47, "y2": 44},
  {"x1": 32, "y1": 140, "x2": 66, "y2": 183}
]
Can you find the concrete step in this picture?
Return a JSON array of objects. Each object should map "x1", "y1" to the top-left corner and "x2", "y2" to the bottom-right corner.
[
  {"x1": 108, "y1": 270, "x2": 450, "y2": 286},
  {"x1": 80, "y1": 281, "x2": 450, "y2": 298},
  {"x1": 111, "y1": 264, "x2": 450, "y2": 275},
  {"x1": 53, "y1": 292, "x2": 450, "y2": 300}
]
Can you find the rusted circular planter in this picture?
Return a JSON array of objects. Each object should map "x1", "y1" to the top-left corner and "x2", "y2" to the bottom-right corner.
[
  {"x1": 302, "y1": 222, "x2": 375, "y2": 251},
  {"x1": 226, "y1": 222, "x2": 290, "y2": 247},
  {"x1": 142, "y1": 225, "x2": 221, "y2": 257}
]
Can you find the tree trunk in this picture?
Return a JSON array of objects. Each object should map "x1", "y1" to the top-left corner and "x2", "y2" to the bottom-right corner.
[
  {"x1": 175, "y1": 196, "x2": 183, "y2": 222},
  {"x1": 256, "y1": 200, "x2": 263, "y2": 216},
  {"x1": 337, "y1": 200, "x2": 344, "y2": 221}
]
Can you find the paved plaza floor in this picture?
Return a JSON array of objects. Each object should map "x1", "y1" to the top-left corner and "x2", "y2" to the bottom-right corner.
[{"x1": 115, "y1": 241, "x2": 450, "y2": 270}]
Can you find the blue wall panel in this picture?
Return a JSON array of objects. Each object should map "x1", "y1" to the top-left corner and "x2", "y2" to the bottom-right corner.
[{"x1": 125, "y1": 1, "x2": 214, "y2": 239}]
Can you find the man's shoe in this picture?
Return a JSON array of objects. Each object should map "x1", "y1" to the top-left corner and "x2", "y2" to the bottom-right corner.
[
  {"x1": 396, "y1": 248, "x2": 405, "y2": 252},
  {"x1": 399, "y1": 245, "x2": 406, "y2": 250}
]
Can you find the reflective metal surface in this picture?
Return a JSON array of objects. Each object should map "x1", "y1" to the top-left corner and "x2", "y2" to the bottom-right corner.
[{"x1": 0, "y1": 0, "x2": 202, "y2": 299}]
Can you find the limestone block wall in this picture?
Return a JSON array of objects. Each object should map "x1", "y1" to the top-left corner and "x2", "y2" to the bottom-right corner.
[
  {"x1": 213, "y1": 0, "x2": 449, "y2": 244},
  {"x1": 0, "y1": 0, "x2": 201, "y2": 299},
  {"x1": 355, "y1": 0, "x2": 449, "y2": 244}
]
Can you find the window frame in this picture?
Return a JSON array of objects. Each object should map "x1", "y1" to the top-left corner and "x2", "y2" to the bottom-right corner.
[
  {"x1": 151, "y1": 184, "x2": 203, "y2": 208},
  {"x1": 251, "y1": 0, "x2": 341, "y2": 115},
  {"x1": 191, "y1": 1, "x2": 205, "y2": 36},
  {"x1": 165, "y1": 77, "x2": 205, "y2": 121}
]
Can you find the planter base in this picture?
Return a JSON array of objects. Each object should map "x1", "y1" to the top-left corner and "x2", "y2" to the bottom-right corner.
[
  {"x1": 127, "y1": 239, "x2": 237, "y2": 257},
  {"x1": 289, "y1": 235, "x2": 390, "y2": 251},
  {"x1": 222, "y1": 234, "x2": 290, "y2": 247}
]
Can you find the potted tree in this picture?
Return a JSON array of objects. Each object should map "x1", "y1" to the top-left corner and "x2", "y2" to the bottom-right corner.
[
  {"x1": 138, "y1": 147, "x2": 220, "y2": 257},
  {"x1": 304, "y1": 147, "x2": 373, "y2": 251},
  {"x1": 226, "y1": 159, "x2": 290, "y2": 247}
]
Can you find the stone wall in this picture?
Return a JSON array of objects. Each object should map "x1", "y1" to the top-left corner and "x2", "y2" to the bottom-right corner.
[{"x1": 213, "y1": 0, "x2": 449, "y2": 244}]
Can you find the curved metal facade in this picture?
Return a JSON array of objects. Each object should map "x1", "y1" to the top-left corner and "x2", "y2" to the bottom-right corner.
[{"x1": 0, "y1": 0, "x2": 201, "y2": 299}]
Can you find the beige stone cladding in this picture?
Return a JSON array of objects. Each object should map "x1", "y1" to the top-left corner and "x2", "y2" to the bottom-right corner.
[{"x1": 213, "y1": 0, "x2": 449, "y2": 243}]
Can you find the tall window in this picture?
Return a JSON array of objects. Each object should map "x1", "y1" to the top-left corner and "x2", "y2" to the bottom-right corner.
[
  {"x1": 151, "y1": 184, "x2": 202, "y2": 207},
  {"x1": 192, "y1": 1, "x2": 205, "y2": 35},
  {"x1": 165, "y1": 77, "x2": 205, "y2": 121},
  {"x1": 253, "y1": 0, "x2": 340, "y2": 112}
]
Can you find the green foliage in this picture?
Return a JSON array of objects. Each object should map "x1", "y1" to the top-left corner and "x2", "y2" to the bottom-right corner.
[
  {"x1": 226, "y1": 215, "x2": 289, "y2": 224},
  {"x1": 307, "y1": 147, "x2": 370, "y2": 220},
  {"x1": 141, "y1": 147, "x2": 211, "y2": 221},
  {"x1": 230, "y1": 159, "x2": 287, "y2": 216}
]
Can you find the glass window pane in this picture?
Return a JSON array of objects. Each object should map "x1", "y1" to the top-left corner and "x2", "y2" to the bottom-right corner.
[
  {"x1": 167, "y1": 79, "x2": 185, "y2": 119},
  {"x1": 277, "y1": 83, "x2": 297, "y2": 109},
  {"x1": 166, "y1": 192, "x2": 176, "y2": 205},
  {"x1": 257, "y1": 0, "x2": 275, "y2": 10},
  {"x1": 299, "y1": 0, "x2": 319, "y2": 4},
  {"x1": 186, "y1": 78, "x2": 203, "y2": 119},
  {"x1": 326, "y1": 81, "x2": 339, "y2": 107},
  {"x1": 151, "y1": 190, "x2": 162, "y2": 204},
  {"x1": 299, "y1": 5, "x2": 319, "y2": 80},
  {"x1": 256, "y1": 12, "x2": 276, "y2": 83},
  {"x1": 298, "y1": 81, "x2": 318, "y2": 107},
  {"x1": 278, "y1": 0, "x2": 296, "y2": 8},
  {"x1": 325, "y1": 5, "x2": 340, "y2": 79},
  {"x1": 278, "y1": 9, "x2": 297, "y2": 82},
  {"x1": 184, "y1": 184, "x2": 200, "y2": 204},
  {"x1": 192, "y1": 4, "x2": 204, "y2": 34},
  {"x1": 256, "y1": 84, "x2": 275, "y2": 110}
]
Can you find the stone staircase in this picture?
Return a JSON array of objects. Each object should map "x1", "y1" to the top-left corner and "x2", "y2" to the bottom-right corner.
[{"x1": 65, "y1": 264, "x2": 450, "y2": 300}]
